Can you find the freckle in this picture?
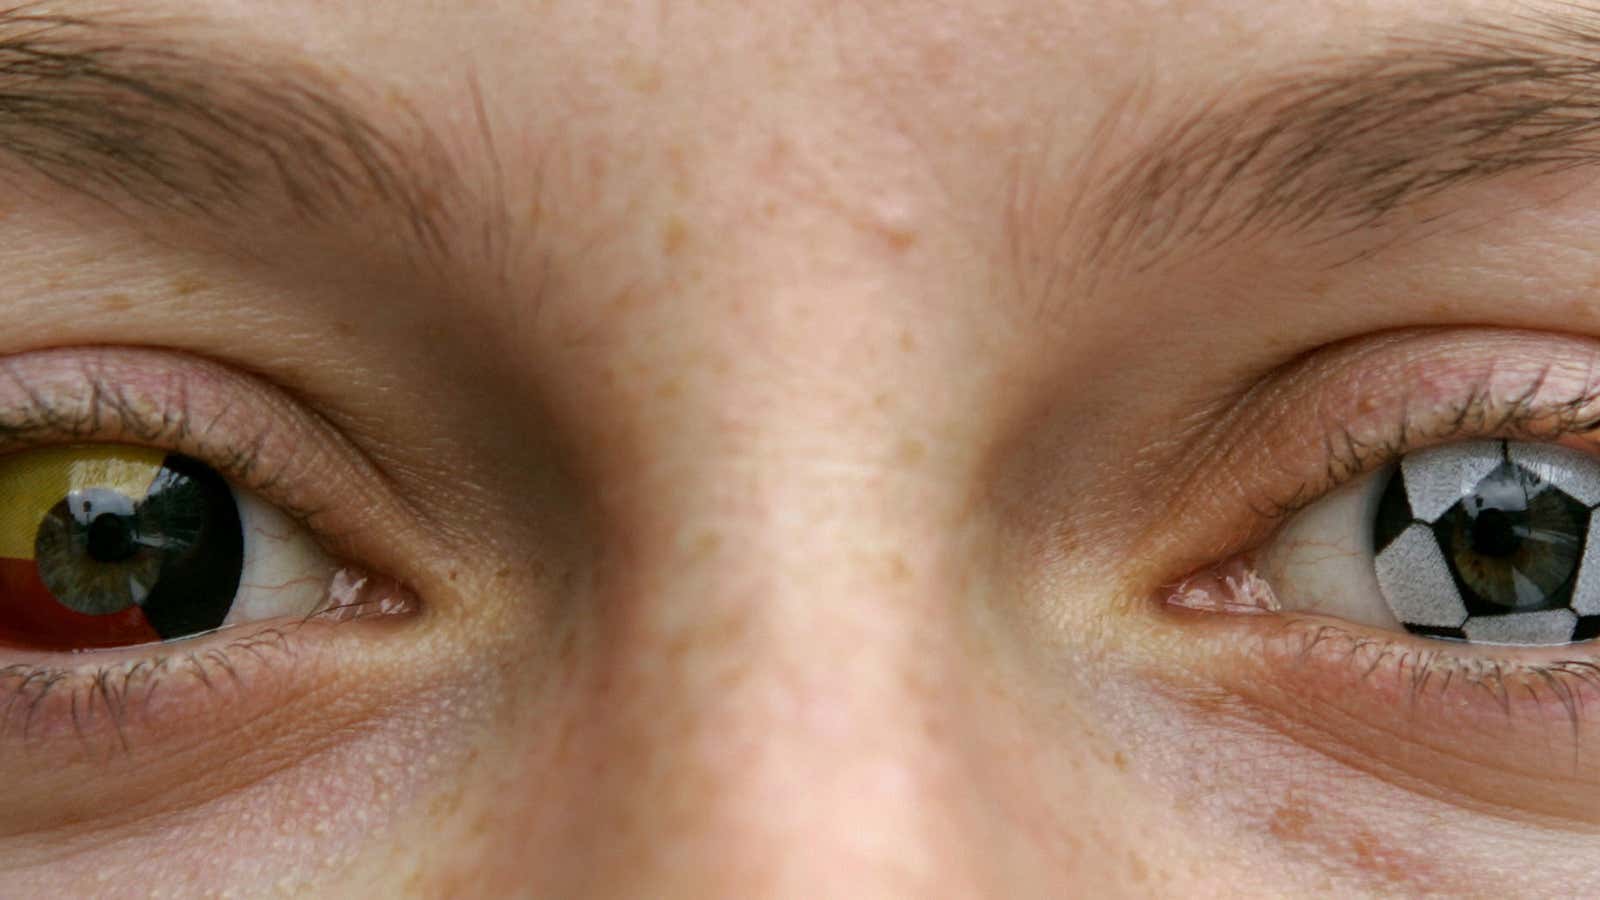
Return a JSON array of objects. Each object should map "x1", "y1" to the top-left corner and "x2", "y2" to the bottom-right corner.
[
  {"x1": 495, "y1": 568, "x2": 511, "y2": 579},
  {"x1": 1347, "y1": 829, "x2": 1420, "y2": 884},
  {"x1": 1268, "y1": 799, "x2": 1314, "y2": 840},
  {"x1": 1112, "y1": 750, "x2": 1129, "y2": 771},
  {"x1": 656, "y1": 377, "x2": 683, "y2": 400},
  {"x1": 887, "y1": 554, "x2": 910, "y2": 582},
  {"x1": 872, "y1": 392, "x2": 892, "y2": 411},
  {"x1": 898, "y1": 330, "x2": 917, "y2": 352},
  {"x1": 631, "y1": 64, "x2": 664, "y2": 94},
  {"x1": 1127, "y1": 851, "x2": 1149, "y2": 883},
  {"x1": 101, "y1": 294, "x2": 132, "y2": 313},
  {"x1": 172, "y1": 276, "x2": 209, "y2": 296},
  {"x1": 896, "y1": 438, "x2": 926, "y2": 466},
  {"x1": 660, "y1": 217, "x2": 689, "y2": 257},
  {"x1": 335, "y1": 321, "x2": 356, "y2": 338},
  {"x1": 885, "y1": 227, "x2": 918, "y2": 254},
  {"x1": 687, "y1": 531, "x2": 722, "y2": 559}
]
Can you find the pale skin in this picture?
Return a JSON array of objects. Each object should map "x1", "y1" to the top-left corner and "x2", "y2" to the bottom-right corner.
[{"x1": 9, "y1": 0, "x2": 1600, "y2": 896}]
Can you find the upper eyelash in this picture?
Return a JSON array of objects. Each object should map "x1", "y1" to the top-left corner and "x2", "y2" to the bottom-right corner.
[
  {"x1": 1261, "y1": 361, "x2": 1600, "y2": 521},
  {"x1": 0, "y1": 352, "x2": 421, "y2": 744}
]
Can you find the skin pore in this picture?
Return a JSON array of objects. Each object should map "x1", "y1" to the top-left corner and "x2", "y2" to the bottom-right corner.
[{"x1": 9, "y1": 0, "x2": 1600, "y2": 895}]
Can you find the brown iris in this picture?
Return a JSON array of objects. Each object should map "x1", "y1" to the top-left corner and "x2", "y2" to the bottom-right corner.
[{"x1": 1434, "y1": 461, "x2": 1586, "y2": 613}]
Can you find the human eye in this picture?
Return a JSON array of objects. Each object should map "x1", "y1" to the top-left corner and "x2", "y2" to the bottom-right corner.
[
  {"x1": 1149, "y1": 329, "x2": 1600, "y2": 822},
  {"x1": 1175, "y1": 438, "x2": 1600, "y2": 646},
  {"x1": 0, "y1": 346, "x2": 422, "y2": 841}
]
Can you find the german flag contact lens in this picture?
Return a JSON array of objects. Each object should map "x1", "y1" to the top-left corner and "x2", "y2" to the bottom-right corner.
[{"x1": 0, "y1": 446, "x2": 243, "y2": 651}]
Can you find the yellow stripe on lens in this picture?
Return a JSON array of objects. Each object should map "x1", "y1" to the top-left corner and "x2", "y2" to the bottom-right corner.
[{"x1": 0, "y1": 445, "x2": 167, "y2": 560}]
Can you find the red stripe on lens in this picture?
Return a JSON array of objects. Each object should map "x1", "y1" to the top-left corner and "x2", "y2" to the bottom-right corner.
[{"x1": 0, "y1": 557, "x2": 160, "y2": 651}]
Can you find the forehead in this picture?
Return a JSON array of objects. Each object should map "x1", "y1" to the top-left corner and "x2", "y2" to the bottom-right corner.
[{"x1": 6, "y1": 0, "x2": 1576, "y2": 352}]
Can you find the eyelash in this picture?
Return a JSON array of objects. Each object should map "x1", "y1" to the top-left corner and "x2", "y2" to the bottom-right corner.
[
  {"x1": 1267, "y1": 616, "x2": 1600, "y2": 731},
  {"x1": 1155, "y1": 341, "x2": 1600, "y2": 741},
  {"x1": 0, "y1": 347, "x2": 419, "y2": 752},
  {"x1": 0, "y1": 357, "x2": 317, "y2": 521},
  {"x1": 0, "y1": 626, "x2": 296, "y2": 749},
  {"x1": 1266, "y1": 361, "x2": 1600, "y2": 522}
]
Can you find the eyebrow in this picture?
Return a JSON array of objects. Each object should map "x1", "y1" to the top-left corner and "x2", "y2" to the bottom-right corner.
[
  {"x1": 1094, "y1": 6, "x2": 1600, "y2": 270},
  {"x1": 0, "y1": 6, "x2": 459, "y2": 261}
]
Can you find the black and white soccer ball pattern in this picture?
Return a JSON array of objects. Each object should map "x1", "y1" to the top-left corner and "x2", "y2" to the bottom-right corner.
[{"x1": 1372, "y1": 440, "x2": 1600, "y2": 645}]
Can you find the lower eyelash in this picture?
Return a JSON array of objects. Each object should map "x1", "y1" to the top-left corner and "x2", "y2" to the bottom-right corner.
[
  {"x1": 1166, "y1": 556, "x2": 1600, "y2": 732},
  {"x1": 1263, "y1": 615, "x2": 1600, "y2": 737},
  {"x1": 0, "y1": 583, "x2": 415, "y2": 754},
  {"x1": 0, "y1": 632, "x2": 290, "y2": 753}
]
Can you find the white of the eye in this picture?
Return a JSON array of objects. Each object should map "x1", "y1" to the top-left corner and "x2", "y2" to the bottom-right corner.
[
  {"x1": 1257, "y1": 474, "x2": 1403, "y2": 630},
  {"x1": 1399, "y1": 440, "x2": 1504, "y2": 521},
  {"x1": 222, "y1": 489, "x2": 339, "y2": 627}
]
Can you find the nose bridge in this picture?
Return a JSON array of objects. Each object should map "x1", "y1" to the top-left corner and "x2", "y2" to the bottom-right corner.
[
  {"x1": 577, "y1": 460, "x2": 991, "y2": 889},
  {"x1": 515, "y1": 117, "x2": 1029, "y2": 887}
]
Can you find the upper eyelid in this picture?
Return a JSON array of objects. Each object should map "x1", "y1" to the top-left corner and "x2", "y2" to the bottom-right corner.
[{"x1": 1147, "y1": 329, "x2": 1600, "y2": 581}]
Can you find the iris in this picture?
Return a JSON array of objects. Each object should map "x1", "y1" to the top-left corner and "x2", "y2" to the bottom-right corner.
[{"x1": 1433, "y1": 461, "x2": 1586, "y2": 613}]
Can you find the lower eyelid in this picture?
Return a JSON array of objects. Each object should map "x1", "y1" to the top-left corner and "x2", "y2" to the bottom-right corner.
[
  {"x1": 1165, "y1": 611, "x2": 1600, "y2": 825},
  {"x1": 0, "y1": 615, "x2": 409, "y2": 839}
]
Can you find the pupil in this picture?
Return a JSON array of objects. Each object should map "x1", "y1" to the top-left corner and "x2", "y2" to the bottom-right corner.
[
  {"x1": 1470, "y1": 506, "x2": 1523, "y2": 557},
  {"x1": 85, "y1": 513, "x2": 137, "y2": 563}
]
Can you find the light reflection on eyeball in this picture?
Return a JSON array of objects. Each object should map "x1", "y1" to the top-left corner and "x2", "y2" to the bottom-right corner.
[
  {"x1": 0, "y1": 445, "x2": 342, "y2": 651},
  {"x1": 1255, "y1": 440, "x2": 1600, "y2": 646}
]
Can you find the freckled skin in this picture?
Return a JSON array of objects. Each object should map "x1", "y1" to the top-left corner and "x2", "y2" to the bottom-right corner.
[{"x1": 5, "y1": 0, "x2": 1600, "y2": 896}]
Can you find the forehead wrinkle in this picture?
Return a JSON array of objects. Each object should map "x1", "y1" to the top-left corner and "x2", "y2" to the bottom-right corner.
[
  {"x1": 0, "y1": 4, "x2": 467, "y2": 268},
  {"x1": 1088, "y1": 4, "x2": 1600, "y2": 273}
]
